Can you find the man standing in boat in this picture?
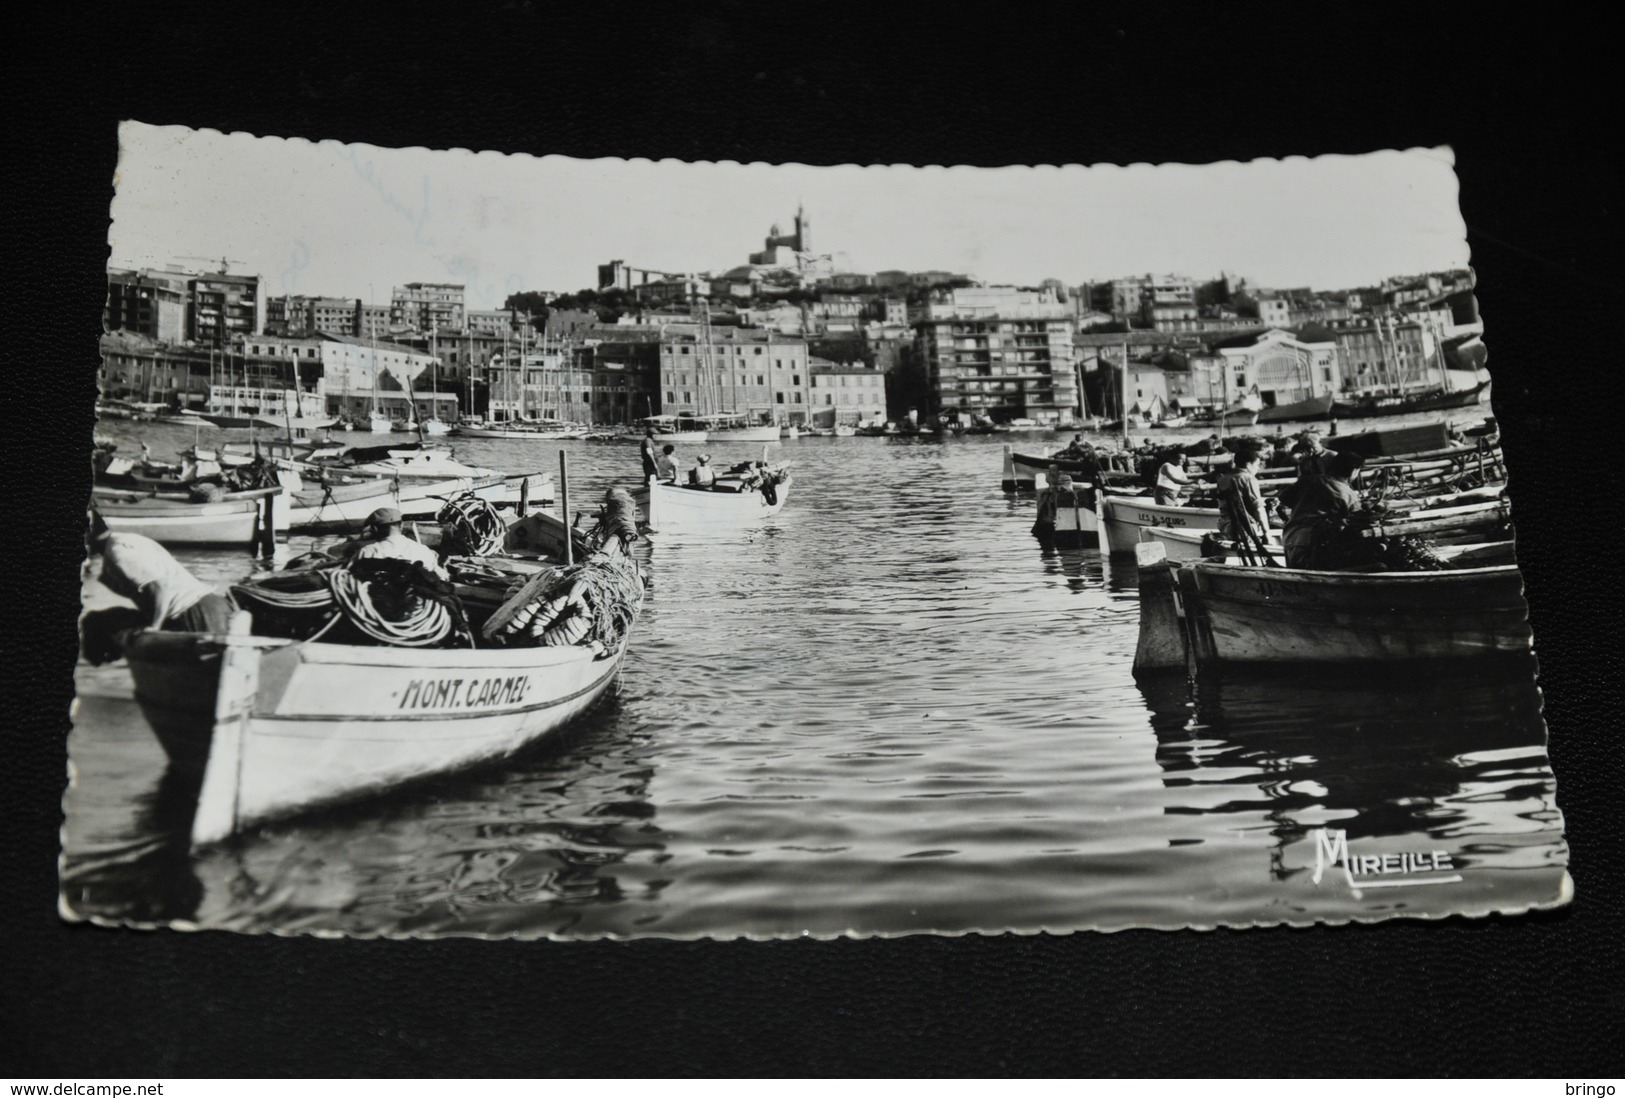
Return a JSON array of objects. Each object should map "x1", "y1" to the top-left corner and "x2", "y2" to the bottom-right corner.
[
  {"x1": 349, "y1": 507, "x2": 449, "y2": 580},
  {"x1": 83, "y1": 511, "x2": 236, "y2": 651},
  {"x1": 640, "y1": 428, "x2": 659, "y2": 481},
  {"x1": 1217, "y1": 442, "x2": 1273, "y2": 549}
]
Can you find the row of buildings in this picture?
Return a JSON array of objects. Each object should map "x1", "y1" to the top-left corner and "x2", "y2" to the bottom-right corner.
[
  {"x1": 100, "y1": 280, "x2": 1481, "y2": 431},
  {"x1": 102, "y1": 213, "x2": 1482, "y2": 429}
]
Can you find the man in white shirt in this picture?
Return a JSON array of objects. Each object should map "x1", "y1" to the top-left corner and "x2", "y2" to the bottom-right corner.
[
  {"x1": 350, "y1": 507, "x2": 449, "y2": 579},
  {"x1": 89, "y1": 513, "x2": 234, "y2": 632}
]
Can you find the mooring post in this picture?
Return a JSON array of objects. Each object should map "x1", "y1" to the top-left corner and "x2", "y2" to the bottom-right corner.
[{"x1": 559, "y1": 450, "x2": 572, "y2": 566}]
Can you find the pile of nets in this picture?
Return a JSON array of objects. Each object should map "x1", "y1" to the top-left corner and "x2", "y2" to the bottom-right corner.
[{"x1": 486, "y1": 550, "x2": 644, "y2": 653}]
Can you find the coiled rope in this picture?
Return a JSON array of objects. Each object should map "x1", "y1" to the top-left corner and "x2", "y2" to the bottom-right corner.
[
  {"x1": 437, "y1": 493, "x2": 507, "y2": 557},
  {"x1": 325, "y1": 567, "x2": 454, "y2": 646}
]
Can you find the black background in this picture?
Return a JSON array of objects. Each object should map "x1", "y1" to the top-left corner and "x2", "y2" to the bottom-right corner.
[{"x1": 7, "y1": 1, "x2": 1620, "y2": 1077}]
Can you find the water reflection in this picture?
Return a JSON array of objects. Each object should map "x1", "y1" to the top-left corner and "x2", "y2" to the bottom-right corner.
[
  {"x1": 1139, "y1": 655, "x2": 1558, "y2": 888},
  {"x1": 192, "y1": 691, "x2": 668, "y2": 936}
]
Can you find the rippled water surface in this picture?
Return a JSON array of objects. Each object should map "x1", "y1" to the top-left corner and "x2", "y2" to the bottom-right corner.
[{"x1": 63, "y1": 422, "x2": 1569, "y2": 936}]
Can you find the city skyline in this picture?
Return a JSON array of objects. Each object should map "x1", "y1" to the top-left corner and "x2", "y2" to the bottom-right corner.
[{"x1": 109, "y1": 122, "x2": 1470, "y2": 312}]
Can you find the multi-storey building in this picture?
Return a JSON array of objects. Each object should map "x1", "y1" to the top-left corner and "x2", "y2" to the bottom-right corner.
[
  {"x1": 809, "y1": 360, "x2": 887, "y2": 425},
  {"x1": 265, "y1": 295, "x2": 364, "y2": 337},
  {"x1": 658, "y1": 328, "x2": 812, "y2": 423},
  {"x1": 1329, "y1": 318, "x2": 1440, "y2": 394},
  {"x1": 912, "y1": 286, "x2": 1078, "y2": 425},
  {"x1": 390, "y1": 282, "x2": 465, "y2": 332},
  {"x1": 188, "y1": 272, "x2": 260, "y2": 346},
  {"x1": 105, "y1": 269, "x2": 190, "y2": 343}
]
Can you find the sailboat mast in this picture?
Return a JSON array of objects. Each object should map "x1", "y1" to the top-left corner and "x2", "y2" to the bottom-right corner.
[{"x1": 1120, "y1": 340, "x2": 1130, "y2": 448}]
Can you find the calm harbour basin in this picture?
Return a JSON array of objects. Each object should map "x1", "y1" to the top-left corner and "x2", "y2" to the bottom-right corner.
[{"x1": 62, "y1": 421, "x2": 1569, "y2": 937}]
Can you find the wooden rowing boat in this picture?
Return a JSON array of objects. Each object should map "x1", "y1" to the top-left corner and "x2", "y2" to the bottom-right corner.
[
  {"x1": 635, "y1": 472, "x2": 791, "y2": 533},
  {"x1": 1099, "y1": 495, "x2": 1222, "y2": 556},
  {"x1": 120, "y1": 512, "x2": 644, "y2": 845},
  {"x1": 1132, "y1": 541, "x2": 1531, "y2": 670},
  {"x1": 91, "y1": 486, "x2": 282, "y2": 546}
]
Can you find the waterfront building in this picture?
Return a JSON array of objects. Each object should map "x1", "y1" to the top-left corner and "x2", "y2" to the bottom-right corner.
[
  {"x1": 105, "y1": 268, "x2": 190, "y2": 344},
  {"x1": 659, "y1": 328, "x2": 812, "y2": 423},
  {"x1": 1213, "y1": 327, "x2": 1341, "y2": 410},
  {"x1": 1328, "y1": 317, "x2": 1440, "y2": 395},
  {"x1": 390, "y1": 282, "x2": 465, "y2": 333},
  {"x1": 809, "y1": 360, "x2": 887, "y2": 426},
  {"x1": 912, "y1": 286, "x2": 1079, "y2": 426}
]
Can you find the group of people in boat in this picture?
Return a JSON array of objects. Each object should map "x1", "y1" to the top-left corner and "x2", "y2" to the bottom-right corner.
[
  {"x1": 1140, "y1": 427, "x2": 1376, "y2": 569},
  {"x1": 638, "y1": 428, "x2": 779, "y2": 495}
]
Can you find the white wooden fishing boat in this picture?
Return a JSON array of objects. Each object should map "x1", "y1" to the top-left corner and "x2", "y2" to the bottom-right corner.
[
  {"x1": 120, "y1": 512, "x2": 644, "y2": 845},
  {"x1": 455, "y1": 421, "x2": 584, "y2": 440},
  {"x1": 635, "y1": 472, "x2": 791, "y2": 533},
  {"x1": 1132, "y1": 541, "x2": 1531, "y2": 670},
  {"x1": 833, "y1": 424, "x2": 857, "y2": 438},
  {"x1": 365, "y1": 411, "x2": 393, "y2": 433},
  {"x1": 420, "y1": 417, "x2": 452, "y2": 436},
  {"x1": 91, "y1": 486, "x2": 283, "y2": 546},
  {"x1": 1100, "y1": 495, "x2": 1221, "y2": 556}
]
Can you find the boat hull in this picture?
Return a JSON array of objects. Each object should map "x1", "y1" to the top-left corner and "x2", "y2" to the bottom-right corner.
[
  {"x1": 1178, "y1": 561, "x2": 1531, "y2": 664},
  {"x1": 712, "y1": 426, "x2": 781, "y2": 442},
  {"x1": 1256, "y1": 393, "x2": 1334, "y2": 424},
  {"x1": 1333, "y1": 381, "x2": 1492, "y2": 419},
  {"x1": 1100, "y1": 495, "x2": 1221, "y2": 556},
  {"x1": 1032, "y1": 484, "x2": 1100, "y2": 546},
  {"x1": 637, "y1": 477, "x2": 790, "y2": 533},
  {"x1": 125, "y1": 629, "x2": 632, "y2": 845},
  {"x1": 92, "y1": 492, "x2": 265, "y2": 545}
]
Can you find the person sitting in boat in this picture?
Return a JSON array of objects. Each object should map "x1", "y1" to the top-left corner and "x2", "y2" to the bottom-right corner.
[
  {"x1": 84, "y1": 510, "x2": 236, "y2": 637},
  {"x1": 1291, "y1": 430, "x2": 1339, "y2": 479},
  {"x1": 1154, "y1": 452, "x2": 1193, "y2": 506},
  {"x1": 1216, "y1": 442, "x2": 1273, "y2": 547},
  {"x1": 349, "y1": 507, "x2": 448, "y2": 580},
  {"x1": 688, "y1": 454, "x2": 717, "y2": 488},
  {"x1": 655, "y1": 444, "x2": 679, "y2": 484},
  {"x1": 1279, "y1": 450, "x2": 1367, "y2": 569},
  {"x1": 640, "y1": 429, "x2": 659, "y2": 480},
  {"x1": 1269, "y1": 436, "x2": 1296, "y2": 470}
]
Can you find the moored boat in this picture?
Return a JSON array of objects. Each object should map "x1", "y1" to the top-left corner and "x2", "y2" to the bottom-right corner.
[
  {"x1": 1256, "y1": 392, "x2": 1334, "y2": 424},
  {"x1": 1100, "y1": 494, "x2": 1222, "y2": 556},
  {"x1": 119, "y1": 509, "x2": 645, "y2": 845},
  {"x1": 1332, "y1": 379, "x2": 1492, "y2": 420},
  {"x1": 91, "y1": 485, "x2": 283, "y2": 547},
  {"x1": 1132, "y1": 541, "x2": 1531, "y2": 670}
]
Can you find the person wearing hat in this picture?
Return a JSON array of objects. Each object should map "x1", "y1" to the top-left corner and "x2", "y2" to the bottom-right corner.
[
  {"x1": 350, "y1": 507, "x2": 448, "y2": 579},
  {"x1": 689, "y1": 453, "x2": 717, "y2": 488},
  {"x1": 1292, "y1": 429, "x2": 1339, "y2": 479},
  {"x1": 85, "y1": 510, "x2": 234, "y2": 633}
]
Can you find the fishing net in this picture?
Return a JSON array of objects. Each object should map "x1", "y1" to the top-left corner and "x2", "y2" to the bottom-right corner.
[{"x1": 490, "y1": 550, "x2": 644, "y2": 654}]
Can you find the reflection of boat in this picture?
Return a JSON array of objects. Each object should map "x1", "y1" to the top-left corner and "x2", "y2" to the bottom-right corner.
[
  {"x1": 1133, "y1": 544, "x2": 1532, "y2": 669},
  {"x1": 635, "y1": 468, "x2": 791, "y2": 533},
  {"x1": 121, "y1": 512, "x2": 643, "y2": 845}
]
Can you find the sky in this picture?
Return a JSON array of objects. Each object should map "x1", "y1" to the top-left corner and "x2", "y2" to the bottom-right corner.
[{"x1": 109, "y1": 121, "x2": 1470, "y2": 312}]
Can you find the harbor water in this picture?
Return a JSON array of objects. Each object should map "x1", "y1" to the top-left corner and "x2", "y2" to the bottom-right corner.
[{"x1": 62, "y1": 418, "x2": 1569, "y2": 937}]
